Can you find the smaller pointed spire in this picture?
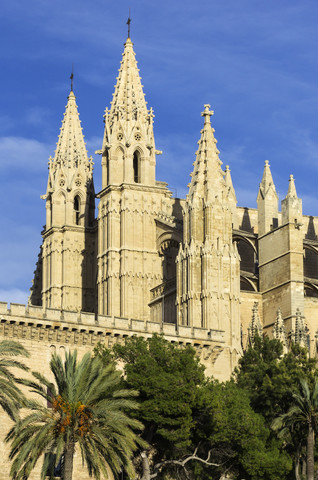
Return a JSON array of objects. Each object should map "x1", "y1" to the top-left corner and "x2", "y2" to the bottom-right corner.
[
  {"x1": 286, "y1": 174, "x2": 298, "y2": 199},
  {"x1": 281, "y1": 174, "x2": 302, "y2": 225},
  {"x1": 258, "y1": 160, "x2": 277, "y2": 199},
  {"x1": 294, "y1": 308, "x2": 307, "y2": 348},
  {"x1": 257, "y1": 160, "x2": 279, "y2": 235},
  {"x1": 247, "y1": 302, "x2": 263, "y2": 346},
  {"x1": 53, "y1": 91, "x2": 90, "y2": 170},
  {"x1": 225, "y1": 165, "x2": 237, "y2": 199},
  {"x1": 272, "y1": 308, "x2": 288, "y2": 352}
]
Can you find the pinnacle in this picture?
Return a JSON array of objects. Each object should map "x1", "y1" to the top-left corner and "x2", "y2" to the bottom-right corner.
[
  {"x1": 109, "y1": 36, "x2": 149, "y2": 123},
  {"x1": 187, "y1": 105, "x2": 224, "y2": 203},
  {"x1": 259, "y1": 160, "x2": 277, "y2": 198},
  {"x1": 53, "y1": 90, "x2": 89, "y2": 169},
  {"x1": 224, "y1": 165, "x2": 237, "y2": 203},
  {"x1": 286, "y1": 174, "x2": 298, "y2": 199}
]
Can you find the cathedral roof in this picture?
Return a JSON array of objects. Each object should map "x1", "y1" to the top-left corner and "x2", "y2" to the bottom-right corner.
[{"x1": 53, "y1": 90, "x2": 90, "y2": 169}]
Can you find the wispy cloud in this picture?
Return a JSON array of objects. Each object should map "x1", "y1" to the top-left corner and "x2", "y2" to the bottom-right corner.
[
  {"x1": 0, "y1": 289, "x2": 29, "y2": 306},
  {"x1": 0, "y1": 137, "x2": 52, "y2": 172}
]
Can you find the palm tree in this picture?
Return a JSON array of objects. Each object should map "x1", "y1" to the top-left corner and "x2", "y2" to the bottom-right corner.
[
  {"x1": 6, "y1": 350, "x2": 145, "y2": 480},
  {"x1": 272, "y1": 377, "x2": 318, "y2": 480},
  {"x1": 0, "y1": 339, "x2": 29, "y2": 419}
]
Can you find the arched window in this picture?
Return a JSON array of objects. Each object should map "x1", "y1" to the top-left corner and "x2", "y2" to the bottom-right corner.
[
  {"x1": 74, "y1": 195, "x2": 81, "y2": 225},
  {"x1": 133, "y1": 151, "x2": 140, "y2": 183}
]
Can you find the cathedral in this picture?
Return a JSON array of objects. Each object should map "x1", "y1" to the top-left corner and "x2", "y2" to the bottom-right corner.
[
  {"x1": 1, "y1": 32, "x2": 318, "y2": 384},
  {"x1": 1, "y1": 30, "x2": 318, "y2": 480}
]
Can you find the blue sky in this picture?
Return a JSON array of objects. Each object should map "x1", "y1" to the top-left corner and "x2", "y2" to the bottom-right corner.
[{"x1": 1, "y1": 0, "x2": 318, "y2": 304}]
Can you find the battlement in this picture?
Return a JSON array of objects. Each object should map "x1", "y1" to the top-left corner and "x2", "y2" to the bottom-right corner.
[{"x1": 0, "y1": 302, "x2": 225, "y2": 362}]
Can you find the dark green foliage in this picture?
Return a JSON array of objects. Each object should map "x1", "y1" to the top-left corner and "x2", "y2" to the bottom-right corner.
[
  {"x1": 192, "y1": 380, "x2": 292, "y2": 480},
  {"x1": 106, "y1": 334, "x2": 205, "y2": 455},
  {"x1": 235, "y1": 336, "x2": 317, "y2": 425}
]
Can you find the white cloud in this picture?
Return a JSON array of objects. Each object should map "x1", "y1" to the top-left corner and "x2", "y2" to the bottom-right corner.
[
  {"x1": 0, "y1": 137, "x2": 52, "y2": 172},
  {"x1": 0, "y1": 289, "x2": 29, "y2": 306}
]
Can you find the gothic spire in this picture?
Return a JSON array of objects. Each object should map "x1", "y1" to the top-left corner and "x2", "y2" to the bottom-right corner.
[
  {"x1": 294, "y1": 308, "x2": 307, "y2": 347},
  {"x1": 187, "y1": 105, "x2": 224, "y2": 205},
  {"x1": 258, "y1": 160, "x2": 278, "y2": 200},
  {"x1": 108, "y1": 37, "x2": 149, "y2": 124},
  {"x1": 247, "y1": 302, "x2": 263, "y2": 346},
  {"x1": 272, "y1": 308, "x2": 288, "y2": 352},
  {"x1": 53, "y1": 90, "x2": 91, "y2": 170},
  {"x1": 286, "y1": 174, "x2": 298, "y2": 199}
]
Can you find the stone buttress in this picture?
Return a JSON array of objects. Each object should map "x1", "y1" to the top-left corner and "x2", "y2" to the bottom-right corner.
[
  {"x1": 176, "y1": 105, "x2": 241, "y2": 377},
  {"x1": 257, "y1": 165, "x2": 305, "y2": 333}
]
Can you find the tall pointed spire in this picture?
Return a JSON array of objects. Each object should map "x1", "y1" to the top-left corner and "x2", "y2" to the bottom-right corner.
[
  {"x1": 187, "y1": 105, "x2": 224, "y2": 205},
  {"x1": 107, "y1": 38, "x2": 149, "y2": 125},
  {"x1": 101, "y1": 38, "x2": 157, "y2": 187},
  {"x1": 53, "y1": 91, "x2": 91, "y2": 171}
]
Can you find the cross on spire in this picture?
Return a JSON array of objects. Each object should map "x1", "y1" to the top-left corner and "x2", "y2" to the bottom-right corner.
[
  {"x1": 70, "y1": 65, "x2": 74, "y2": 92},
  {"x1": 127, "y1": 9, "x2": 131, "y2": 38},
  {"x1": 201, "y1": 104, "x2": 214, "y2": 125}
]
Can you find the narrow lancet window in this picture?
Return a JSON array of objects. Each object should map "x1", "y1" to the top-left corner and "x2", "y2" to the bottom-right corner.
[
  {"x1": 133, "y1": 151, "x2": 140, "y2": 183},
  {"x1": 74, "y1": 195, "x2": 81, "y2": 225}
]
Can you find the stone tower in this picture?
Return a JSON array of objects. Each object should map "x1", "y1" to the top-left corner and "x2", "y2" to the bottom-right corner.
[
  {"x1": 257, "y1": 166, "x2": 304, "y2": 332},
  {"x1": 41, "y1": 90, "x2": 97, "y2": 312},
  {"x1": 97, "y1": 36, "x2": 172, "y2": 319},
  {"x1": 176, "y1": 105, "x2": 241, "y2": 377}
]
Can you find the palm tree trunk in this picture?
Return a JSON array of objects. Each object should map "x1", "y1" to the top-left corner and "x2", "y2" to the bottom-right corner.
[
  {"x1": 62, "y1": 441, "x2": 75, "y2": 480},
  {"x1": 307, "y1": 423, "x2": 315, "y2": 480}
]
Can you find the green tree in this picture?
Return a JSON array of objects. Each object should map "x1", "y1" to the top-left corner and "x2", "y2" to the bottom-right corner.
[
  {"x1": 192, "y1": 380, "x2": 292, "y2": 480},
  {"x1": 272, "y1": 378, "x2": 318, "y2": 480},
  {"x1": 110, "y1": 334, "x2": 205, "y2": 455},
  {"x1": 0, "y1": 340, "x2": 29, "y2": 419},
  {"x1": 6, "y1": 350, "x2": 144, "y2": 480},
  {"x1": 235, "y1": 336, "x2": 317, "y2": 425}
]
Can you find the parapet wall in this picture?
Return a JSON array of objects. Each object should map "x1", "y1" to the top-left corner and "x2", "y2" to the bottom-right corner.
[{"x1": 0, "y1": 302, "x2": 226, "y2": 366}]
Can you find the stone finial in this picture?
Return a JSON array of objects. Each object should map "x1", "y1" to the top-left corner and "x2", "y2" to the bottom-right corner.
[
  {"x1": 247, "y1": 302, "x2": 263, "y2": 346},
  {"x1": 294, "y1": 308, "x2": 307, "y2": 347},
  {"x1": 272, "y1": 308, "x2": 288, "y2": 352},
  {"x1": 286, "y1": 174, "x2": 298, "y2": 199},
  {"x1": 258, "y1": 160, "x2": 278, "y2": 198}
]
